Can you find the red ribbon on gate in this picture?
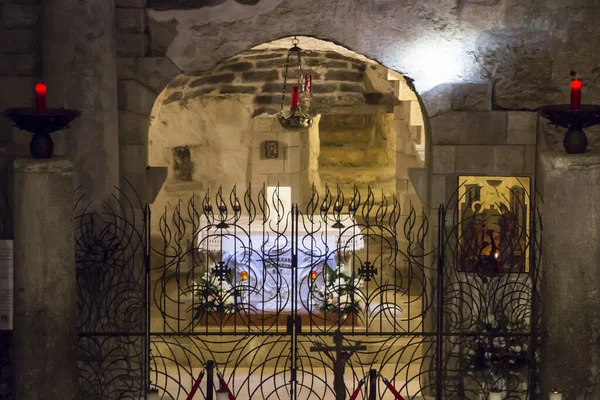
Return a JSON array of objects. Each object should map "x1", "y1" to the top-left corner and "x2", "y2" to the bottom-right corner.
[
  {"x1": 217, "y1": 373, "x2": 236, "y2": 400},
  {"x1": 349, "y1": 379, "x2": 365, "y2": 400},
  {"x1": 381, "y1": 376, "x2": 405, "y2": 400},
  {"x1": 185, "y1": 370, "x2": 205, "y2": 400}
]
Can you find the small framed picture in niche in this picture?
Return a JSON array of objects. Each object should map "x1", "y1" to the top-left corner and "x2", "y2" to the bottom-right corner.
[{"x1": 264, "y1": 141, "x2": 279, "y2": 159}]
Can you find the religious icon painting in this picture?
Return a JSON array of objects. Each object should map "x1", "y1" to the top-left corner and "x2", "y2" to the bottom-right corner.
[
  {"x1": 264, "y1": 140, "x2": 279, "y2": 159},
  {"x1": 457, "y1": 176, "x2": 531, "y2": 274}
]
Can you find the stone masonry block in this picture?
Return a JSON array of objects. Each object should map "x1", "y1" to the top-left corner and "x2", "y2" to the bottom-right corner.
[
  {"x1": 523, "y1": 145, "x2": 536, "y2": 174},
  {"x1": 0, "y1": 29, "x2": 36, "y2": 53},
  {"x1": 455, "y1": 145, "x2": 493, "y2": 174},
  {"x1": 252, "y1": 117, "x2": 273, "y2": 133},
  {"x1": 116, "y1": 8, "x2": 146, "y2": 33},
  {"x1": 147, "y1": 15, "x2": 176, "y2": 56},
  {"x1": 0, "y1": 77, "x2": 34, "y2": 109},
  {"x1": 118, "y1": 79, "x2": 157, "y2": 114},
  {"x1": 119, "y1": 110, "x2": 149, "y2": 145},
  {"x1": 3, "y1": 3, "x2": 40, "y2": 29},
  {"x1": 120, "y1": 144, "x2": 147, "y2": 189},
  {"x1": 0, "y1": 54, "x2": 36, "y2": 75},
  {"x1": 253, "y1": 156, "x2": 285, "y2": 176},
  {"x1": 433, "y1": 146, "x2": 456, "y2": 174},
  {"x1": 430, "y1": 111, "x2": 507, "y2": 145},
  {"x1": 284, "y1": 146, "x2": 301, "y2": 173},
  {"x1": 242, "y1": 70, "x2": 279, "y2": 82},
  {"x1": 507, "y1": 111, "x2": 537, "y2": 145},
  {"x1": 393, "y1": 104, "x2": 405, "y2": 120},
  {"x1": 325, "y1": 70, "x2": 363, "y2": 82},
  {"x1": 493, "y1": 145, "x2": 525, "y2": 175},
  {"x1": 421, "y1": 83, "x2": 452, "y2": 118},
  {"x1": 118, "y1": 57, "x2": 181, "y2": 93},
  {"x1": 117, "y1": 32, "x2": 148, "y2": 56},
  {"x1": 452, "y1": 82, "x2": 492, "y2": 111}
]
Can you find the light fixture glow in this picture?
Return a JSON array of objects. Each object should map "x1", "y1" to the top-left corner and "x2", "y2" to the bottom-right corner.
[{"x1": 403, "y1": 40, "x2": 469, "y2": 92}]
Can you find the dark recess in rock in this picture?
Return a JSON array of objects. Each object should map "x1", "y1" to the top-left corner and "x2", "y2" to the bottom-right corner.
[
  {"x1": 220, "y1": 85, "x2": 257, "y2": 94},
  {"x1": 364, "y1": 93, "x2": 384, "y2": 104},
  {"x1": 173, "y1": 147, "x2": 194, "y2": 181},
  {"x1": 254, "y1": 95, "x2": 280, "y2": 105},
  {"x1": 218, "y1": 61, "x2": 253, "y2": 72},
  {"x1": 185, "y1": 87, "x2": 215, "y2": 99},
  {"x1": 242, "y1": 70, "x2": 279, "y2": 82},
  {"x1": 163, "y1": 91, "x2": 184, "y2": 105},
  {"x1": 189, "y1": 73, "x2": 235, "y2": 87}
]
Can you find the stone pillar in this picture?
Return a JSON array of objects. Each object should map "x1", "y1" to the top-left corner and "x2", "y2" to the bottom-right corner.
[
  {"x1": 13, "y1": 159, "x2": 77, "y2": 400},
  {"x1": 41, "y1": 1, "x2": 119, "y2": 203},
  {"x1": 541, "y1": 152, "x2": 600, "y2": 399}
]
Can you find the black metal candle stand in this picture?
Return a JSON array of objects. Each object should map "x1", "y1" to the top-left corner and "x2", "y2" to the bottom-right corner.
[
  {"x1": 539, "y1": 104, "x2": 600, "y2": 154},
  {"x1": 2, "y1": 108, "x2": 81, "y2": 159}
]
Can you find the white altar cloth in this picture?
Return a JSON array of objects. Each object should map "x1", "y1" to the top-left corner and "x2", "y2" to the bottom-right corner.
[{"x1": 196, "y1": 215, "x2": 364, "y2": 311}]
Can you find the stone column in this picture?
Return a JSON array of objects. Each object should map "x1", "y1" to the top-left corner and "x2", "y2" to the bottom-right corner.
[
  {"x1": 41, "y1": 1, "x2": 119, "y2": 203},
  {"x1": 13, "y1": 158, "x2": 77, "y2": 400},
  {"x1": 541, "y1": 152, "x2": 600, "y2": 399}
]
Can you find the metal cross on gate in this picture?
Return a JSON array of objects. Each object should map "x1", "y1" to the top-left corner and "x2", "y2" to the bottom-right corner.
[
  {"x1": 212, "y1": 261, "x2": 231, "y2": 282},
  {"x1": 359, "y1": 261, "x2": 377, "y2": 281},
  {"x1": 310, "y1": 329, "x2": 367, "y2": 400}
]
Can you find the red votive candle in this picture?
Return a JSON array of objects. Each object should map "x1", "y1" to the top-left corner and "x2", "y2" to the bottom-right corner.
[
  {"x1": 304, "y1": 74, "x2": 312, "y2": 93},
  {"x1": 291, "y1": 86, "x2": 299, "y2": 108},
  {"x1": 35, "y1": 83, "x2": 47, "y2": 113},
  {"x1": 570, "y1": 78, "x2": 582, "y2": 110}
]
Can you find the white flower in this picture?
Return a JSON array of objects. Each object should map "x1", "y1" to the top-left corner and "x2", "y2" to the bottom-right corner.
[
  {"x1": 339, "y1": 263, "x2": 350, "y2": 275},
  {"x1": 338, "y1": 294, "x2": 350, "y2": 305},
  {"x1": 220, "y1": 281, "x2": 232, "y2": 292},
  {"x1": 223, "y1": 293, "x2": 235, "y2": 306}
]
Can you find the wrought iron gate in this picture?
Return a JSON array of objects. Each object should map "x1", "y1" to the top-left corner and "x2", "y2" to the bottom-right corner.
[
  {"x1": 76, "y1": 188, "x2": 149, "y2": 399},
  {"x1": 148, "y1": 184, "x2": 435, "y2": 400},
  {"x1": 72, "y1": 179, "x2": 542, "y2": 400}
]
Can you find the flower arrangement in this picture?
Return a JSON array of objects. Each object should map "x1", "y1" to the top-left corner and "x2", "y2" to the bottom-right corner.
[
  {"x1": 462, "y1": 312, "x2": 529, "y2": 381},
  {"x1": 192, "y1": 270, "x2": 241, "y2": 319},
  {"x1": 310, "y1": 263, "x2": 365, "y2": 316}
]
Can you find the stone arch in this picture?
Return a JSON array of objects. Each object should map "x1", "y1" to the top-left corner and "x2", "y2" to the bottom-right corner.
[
  {"x1": 142, "y1": 37, "x2": 433, "y2": 214},
  {"x1": 121, "y1": 0, "x2": 561, "y2": 211}
]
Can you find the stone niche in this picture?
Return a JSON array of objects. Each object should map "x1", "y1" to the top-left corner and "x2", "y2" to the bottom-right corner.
[{"x1": 148, "y1": 38, "x2": 427, "y2": 230}]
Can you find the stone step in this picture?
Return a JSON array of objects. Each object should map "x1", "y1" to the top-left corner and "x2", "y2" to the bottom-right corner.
[
  {"x1": 319, "y1": 166, "x2": 396, "y2": 186},
  {"x1": 319, "y1": 145, "x2": 389, "y2": 167},
  {"x1": 319, "y1": 113, "x2": 376, "y2": 131},
  {"x1": 318, "y1": 128, "x2": 374, "y2": 146}
]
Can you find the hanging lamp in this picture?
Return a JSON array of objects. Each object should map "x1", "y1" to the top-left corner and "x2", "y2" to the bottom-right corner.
[{"x1": 278, "y1": 37, "x2": 313, "y2": 130}]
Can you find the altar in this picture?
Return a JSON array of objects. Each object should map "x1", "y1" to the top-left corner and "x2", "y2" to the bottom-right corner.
[{"x1": 195, "y1": 187, "x2": 365, "y2": 314}]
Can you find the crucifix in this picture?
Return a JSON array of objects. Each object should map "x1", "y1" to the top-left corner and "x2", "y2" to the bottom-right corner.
[{"x1": 310, "y1": 329, "x2": 367, "y2": 400}]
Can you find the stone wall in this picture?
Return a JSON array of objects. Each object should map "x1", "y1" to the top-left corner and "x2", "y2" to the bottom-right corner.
[
  {"x1": 426, "y1": 82, "x2": 538, "y2": 222},
  {"x1": 0, "y1": 0, "x2": 594, "y2": 216},
  {"x1": 148, "y1": 48, "x2": 396, "y2": 216},
  {"x1": 157, "y1": 48, "x2": 393, "y2": 117},
  {"x1": 0, "y1": 0, "x2": 41, "y2": 238},
  {"x1": 0, "y1": 0, "x2": 40, "y2": 157},
  {"x1": 144, "y1": 0, "x2": 600, "y2": 109}
]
